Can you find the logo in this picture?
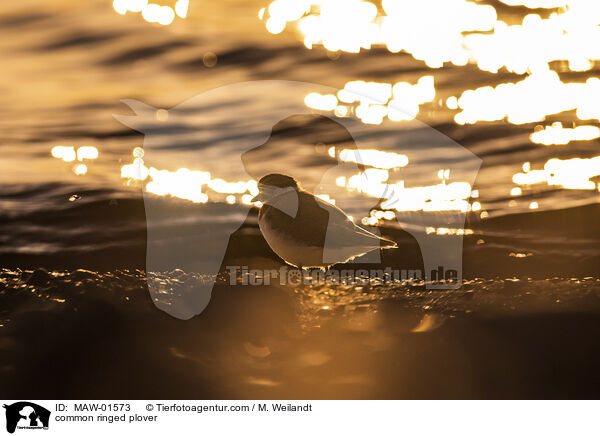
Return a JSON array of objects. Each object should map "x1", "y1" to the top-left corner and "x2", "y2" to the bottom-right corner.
[
  {"x1": 116, "y1": 80, "x2": 481, "y2": 319},
  {"x1": 3, "y1": 402, "x2": 50, "y2": 434}
]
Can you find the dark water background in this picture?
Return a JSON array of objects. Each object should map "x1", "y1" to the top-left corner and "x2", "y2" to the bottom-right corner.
[{"x1": 1, "y1": 0, "x2": 600, "y2": 398}]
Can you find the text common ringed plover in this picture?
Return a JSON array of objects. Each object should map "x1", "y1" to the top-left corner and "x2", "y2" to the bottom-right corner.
[{"x1": 252, "y1": 173, "x2": 396, "y2": 268}]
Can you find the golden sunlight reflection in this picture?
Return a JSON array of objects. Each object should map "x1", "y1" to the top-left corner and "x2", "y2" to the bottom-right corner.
[
  {"x1": 259, "y1": 0, "x2": 600, "y2": 208},
  {"x1": 381, "y1": 181, "x2": 473, "y2": 213},
  {"x1": 113, "y1": 0, "x2": 188, "y2": 25},
  {"x1": 304, "y1": 93, "x2": 338, "y2": 111},
  {"x1": 52, "y1": 145, "x2": 99, "y2": 175},
  {"x1": 453, "y1": 71, "x2": 600, "y2": 125},
  {"x1": 121, "y1": 158, "x2": 150, "y2": 181},
  {"x1": 263, "y1": 0, "x2": 600, "y2": 74},
  {"x1": 117, "y1": 143, "x2": 477, "y2": 234},
  {"x1": 497, "y1": 0, "x2": 567, "y2": 7},
  {"x1": 425, "y1": 227, "x2": 474, "y2": 236},
  {"x1": 530, "y1": 123, "x2": 600, "y2": 145},
  {"x1": 338, "y1": 149, "x2": 408, "y2": 170},
  {"x1": 513, "y1": 156, "x2": 600, "y2": 190},
  {"x1": 51, "y1": 146, "x2": 76, "y2": 162},
  {"x1": 74, "y1": 164, "x2": 88, "y2": 176},
  {"x1": 263, "y1": 0, "x2": 495, "y2": 68},
  {"x1": 339, "y1": 169, "x2": 473, "y2": 213},
  {"x1": 464, "y1": 5, "x2": 600, "y2": 74},
  {"x1": 145, "y1": 168, "x2": 210, "y2": 203},
  {"x1": 305, "y1": 76, "x2": 435, "y2": 124},
  {"x1": 76, "y1": 146, "x2": 99, "y2": 161},
  {"x1": 120, "y1": 149, "x2": 260, "y2": 204},
  {"x1": 175, "y1": 0, "x2": 189, "y2": 18},
  {"x1": 324, "y1": 146, "x2": 476, "y2": 214}
]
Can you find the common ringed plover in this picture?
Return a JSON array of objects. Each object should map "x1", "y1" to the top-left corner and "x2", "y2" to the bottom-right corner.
[{"x1": 252, "y1": 173, "x2": 396, "y2": 268}]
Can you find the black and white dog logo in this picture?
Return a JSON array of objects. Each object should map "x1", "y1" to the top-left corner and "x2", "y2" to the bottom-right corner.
[{"x1": 3, "y1": 402, "x2": 50, "y2": 434}]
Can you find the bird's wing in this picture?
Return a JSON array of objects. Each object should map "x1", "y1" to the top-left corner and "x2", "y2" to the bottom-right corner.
[{"x1": 312, "y1": 195, "x2": 391, "y2": 249}]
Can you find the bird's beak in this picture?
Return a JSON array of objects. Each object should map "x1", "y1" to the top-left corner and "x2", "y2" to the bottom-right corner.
[{"x1": 251, "y1": 193, "x2": 263, "y2": 202}]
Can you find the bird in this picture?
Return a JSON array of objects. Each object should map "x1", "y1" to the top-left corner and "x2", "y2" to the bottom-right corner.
[{"x1": 252, "y1": 173, "x2": 396, "y2": 268}]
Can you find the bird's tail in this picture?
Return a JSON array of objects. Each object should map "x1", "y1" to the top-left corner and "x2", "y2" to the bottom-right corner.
[
  {"x1": 380, "y1": 237, "x2": 397, "y2": 249},
  {"x1": 353, "y1": 224, "x2": 397, "y2": 249}
]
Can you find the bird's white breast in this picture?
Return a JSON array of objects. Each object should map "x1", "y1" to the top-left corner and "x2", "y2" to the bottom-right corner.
[{"x1": 258, "y1": 212, "x2": 324, "y2": 267}]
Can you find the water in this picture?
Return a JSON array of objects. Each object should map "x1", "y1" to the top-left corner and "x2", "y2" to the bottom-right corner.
[{"x1": 1, "y1": 0, "x2": 600, "y2": 398}]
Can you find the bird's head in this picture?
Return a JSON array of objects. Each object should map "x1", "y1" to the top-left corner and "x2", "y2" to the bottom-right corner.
[{"x1": 252, "y1": 173, "x2": 298, "y2": 203}]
